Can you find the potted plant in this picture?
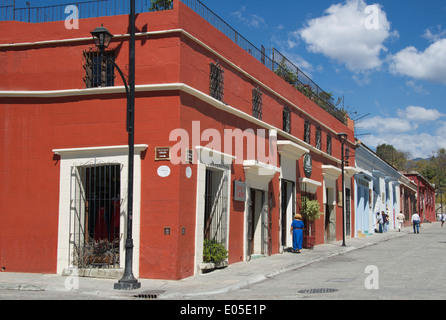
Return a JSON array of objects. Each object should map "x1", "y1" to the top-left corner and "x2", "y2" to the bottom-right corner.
[
  {"x1": 200, "y1": 239, "x2": 229, "y2": 272},
  {"x1": 74, "y1": 238, "x2": 119, "y2": 268},
  {"x1": 301, "y1": 196, "x2": 323, "y2": 249}
]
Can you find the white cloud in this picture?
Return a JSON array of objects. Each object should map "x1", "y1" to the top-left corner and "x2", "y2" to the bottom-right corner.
[
  {"x1": 231, "y1": 6, "x2": 266, "y2": 29},
  {"x1": 389, "y1": 38, "x2": 446, "y2": 84},
  {"x1": 360, "y1": 116, "x2": 413, "y2": 133},
  {"x1": 397, "y1": 106, "x2": 443, "y2": 122},
  {"x1": 405, "y1": 81, "x2": 429, "y2": 95},
  {"x1": 436, "y1": 121, "x2": 446, "y2": 136},
  {"x1": 359, "y1": 106, "x2": 446, "y2": 159},
  {"x1": 362, "y1": 132, "x2": 446, "y2": 159},
  {"x1": 423, "y1": 25, "x2": 446, "y2": 42},
  {"x1": 298, "y1": 0, "x2": 396, "y2": 73}
]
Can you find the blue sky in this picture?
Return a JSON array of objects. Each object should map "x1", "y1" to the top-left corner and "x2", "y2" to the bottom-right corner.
[
  {"x1": 10, "y1": 0, "x2": 446, "y2": 159},
  {"x1": 196, "y1": 0, "x2": 446, "y2": 160}
]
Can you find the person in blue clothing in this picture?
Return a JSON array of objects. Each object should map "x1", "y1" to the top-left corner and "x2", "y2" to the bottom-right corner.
[{"x1": 290, "y1": 213, "x2": 305, "y2": 253}]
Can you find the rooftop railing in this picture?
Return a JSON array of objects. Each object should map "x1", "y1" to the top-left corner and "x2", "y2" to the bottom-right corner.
[
  {"x1": 181, "y1": 0, "x2": 348, "y2": 125},
  {"x1": 0, "y1": 0, "x2": 347, "y2": 124},
  {"x1": 0, "y1": 0, "x2": 172, "y2": 22}
]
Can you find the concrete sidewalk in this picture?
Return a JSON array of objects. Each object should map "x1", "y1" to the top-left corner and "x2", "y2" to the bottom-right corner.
[{"x1": 0, "y1": 223, "x2": 433, "y2": 300}]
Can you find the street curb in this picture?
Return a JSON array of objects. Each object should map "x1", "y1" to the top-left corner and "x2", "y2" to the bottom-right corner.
[{"x1": 160, "y1": 230, "x2": 407, "y2": 299}]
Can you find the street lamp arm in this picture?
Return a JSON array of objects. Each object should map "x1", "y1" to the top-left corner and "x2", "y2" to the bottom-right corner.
[
  {"x1": 101, "y1": 54, "x2": 130, "y2": 101},
  {"x1": 100, "y1": 53, "x2": 131, "y2": 132}
]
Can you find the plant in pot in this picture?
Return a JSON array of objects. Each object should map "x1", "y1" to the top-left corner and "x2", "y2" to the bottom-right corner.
[
  {"x1": 74, "y1": 237, "x2": 119, "y2": 268},
  {"x1": 202, "y1": 239, "x2": 229, "y2": 272},
  {"x1": 301, "y1": 196, "x2": 323, "y2": 249}
]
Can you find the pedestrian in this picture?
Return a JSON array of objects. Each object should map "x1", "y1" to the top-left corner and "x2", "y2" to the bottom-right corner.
[
  {"x1": 290, "y1": 213, "x2": 305, "y2": 253},
  {"x1": 396, "y1": 211, "x2": 405, "y2": 232},
  {"x1": 386, "y1": 207, "x2": 391, "y2": 232},
  {"x1": 411, "y1": 212, "x2": 421, "y2": 234},
  {"x1": 442, "y1": 213, "x2": 445, "y2": 227},
  {"x1": 382, "y1": 211, "x2": 388, "y2": 233},
  {"x1": 376, "y1": 212, "x2": 383, "y2": 233}
]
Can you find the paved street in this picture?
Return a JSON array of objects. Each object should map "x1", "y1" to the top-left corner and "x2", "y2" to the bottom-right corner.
[
  {"x1": 1, "y1": 223, "x2": 444, "y2": 303},
  {"x1": 190, "y1": 223, "x2": 446, "y2": 300}
]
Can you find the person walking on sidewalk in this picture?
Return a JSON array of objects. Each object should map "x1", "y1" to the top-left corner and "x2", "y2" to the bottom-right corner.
[
  {"x1": 382, "y1": 211, "x2": 388, "y2": 233},
  {"x1": 376, "y1": 212, "x2": 383, "y2": 233},
  {"x1": 396, "y1": 211, "x2": 405, "y2": 232},
  {"x1": 290, "y1": 214, "x2": 305, "y2": 253},
  {"x1": 411, "y1": 212, "x2": 421, "y2": 234}
]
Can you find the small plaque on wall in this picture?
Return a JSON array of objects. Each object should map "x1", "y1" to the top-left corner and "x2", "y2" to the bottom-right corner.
[
  {"x1": 155, "y1": 147, "x2": 171, "y2": 161},
  {"x1": 233, "y1": 180, "x2": 246, "y2": 202}
]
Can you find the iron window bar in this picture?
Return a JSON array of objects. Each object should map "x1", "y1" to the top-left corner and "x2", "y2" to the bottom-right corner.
[
  {"x1": 210, "y1": 62, "x2": 224, "y2": 102},
  {"x1": 316, "y1": 126, "x2": 322, "y2": 150},
  {"x1": 327, "y1": 134, "x2": 332, "y2": 156},
  {"x1": 83, "y1": 49, "x2": 116, "y2": 88},
  {"x1": 304, "y1": 120, "x2": 311, "y2": 145},
  {"x1": 283, "y1": 106, "x2": 291, "y2": 134},
  {"x1": 252, "y1": 87, "x2": 263, "y2": 120}
]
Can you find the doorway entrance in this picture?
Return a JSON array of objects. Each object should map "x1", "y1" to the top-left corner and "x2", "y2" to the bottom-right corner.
[
  {"x1": 247, "y1": 188, "x2": 268, "y2": 259},
  {"x1": 325, "y1": 187, "x2": 336, "y2": 243},
  {"x1": 346, "y1": 188, "x2": 351, "y2": 237},
  {"x1": 203, "y1": 168, "x2": 228, "y2": 244},
  {"x1": 281, "y1": 180, "x2": 295, "y2": 248}
]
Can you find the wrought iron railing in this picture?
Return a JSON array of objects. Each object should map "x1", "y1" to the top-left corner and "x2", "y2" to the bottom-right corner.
[
  {"x1": 0, "y1": 0, "x2": 173, "y2": 23},
  {"x1": 179, "y1": 0, "x2": 348, "y2": 125},
  {"x1": 271, "y1": 49, "x2": 347, "y2": 125}
]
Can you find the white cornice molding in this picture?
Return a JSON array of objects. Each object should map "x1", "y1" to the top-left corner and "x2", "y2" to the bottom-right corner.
[
  {"x1": 5, "y1": 82, "x2": 342, "y2": 164},
  {"x1": 53, "y1": 144, "x2": 148, "y2": 157},
  {"x1": 322, "y1": 165, "x2": 342, "y2": 180},
  {"x1": 0, "y1": 28, "x2": 352, "y2": 145},
  {"x1": 277, "y1": 140, "x2": 309, "y2": 160},
  {"x1": 299, "y1": 177, "x2": 322, "y2": 194}
]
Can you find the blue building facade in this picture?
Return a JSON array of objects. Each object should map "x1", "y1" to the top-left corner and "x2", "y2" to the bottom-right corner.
[{"x1": 354, "y1": 142, "x2": 402, "y2": 237}]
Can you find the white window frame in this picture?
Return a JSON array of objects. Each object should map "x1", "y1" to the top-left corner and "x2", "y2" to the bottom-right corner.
[{"x1": 53, "y1": 144, "x2": 147, "y2": 277}]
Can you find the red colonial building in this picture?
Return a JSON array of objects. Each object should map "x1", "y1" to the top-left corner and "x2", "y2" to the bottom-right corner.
[
  {"x1": 0, "y1": 0, "x2": 355, "y2": 280},
  {"x1": 404, "y1": 172, "x2": 436, "y2": 222}
]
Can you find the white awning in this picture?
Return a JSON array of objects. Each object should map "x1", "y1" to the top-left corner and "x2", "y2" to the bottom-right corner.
[
  {"x1": 277, "y1": 140, "x2": 309, "y2": 159},
  {"x1": 243, "y1": 160, "x2": 280, "y2": 183},
  {"x1": 322, "y1": 165, "x2": 341, "y2": 180},
  {"x1": 299, "y1": 177, "x2": 322, "y2": 194}
]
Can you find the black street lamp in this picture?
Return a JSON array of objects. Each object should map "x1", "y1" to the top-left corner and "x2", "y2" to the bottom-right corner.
[
  {"x1": 338, "y1": 133, "x2": 348, "y2": 247},
  {"x1": 91, "y1": 0, "x2": 140, "y2": 291},
  {"x1": 90, "y1": 25, "x2": 113, "y2": 52}
]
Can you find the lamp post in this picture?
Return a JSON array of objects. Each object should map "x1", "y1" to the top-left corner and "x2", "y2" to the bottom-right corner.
[
  {"x1": 338, "y1": 133, "x2": 348, "y2": 247},
  {"x1": 91, "y1": 0, "x2": 140, "y2": 291}
]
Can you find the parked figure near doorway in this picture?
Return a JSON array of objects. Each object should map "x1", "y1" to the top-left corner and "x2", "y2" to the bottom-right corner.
[{"x1": 290, "y1": 214, "x2": 304, "y2": 253}]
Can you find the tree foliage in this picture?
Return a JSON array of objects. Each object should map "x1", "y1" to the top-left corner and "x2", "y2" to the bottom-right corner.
[
  {"x1": 149, "y1": 0, "x2": 173, "y2": 11},
  {"x1": 376, "y1": 143, "x2": 410, "y2": 171},
  {"x1": 378, "y1": 145, "x2": 446, "y2": 204}
]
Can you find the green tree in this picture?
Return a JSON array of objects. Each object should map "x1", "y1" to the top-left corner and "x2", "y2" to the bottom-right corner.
[
  {"x1": 433, "y1": 148, "x2": 446, "y2": 207},
  {"x1": 407, "y1": 148, "x2": 446, "y2": 207},
  {"x1": 376, "y1": 144, "x2": 410, "y2": 171},
  {"x1": 149, "y1": 0, "x2": 173, "y2": 11},
  {"x1": 275, "y1": 58, "x2": 298, "y2": 86}
]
